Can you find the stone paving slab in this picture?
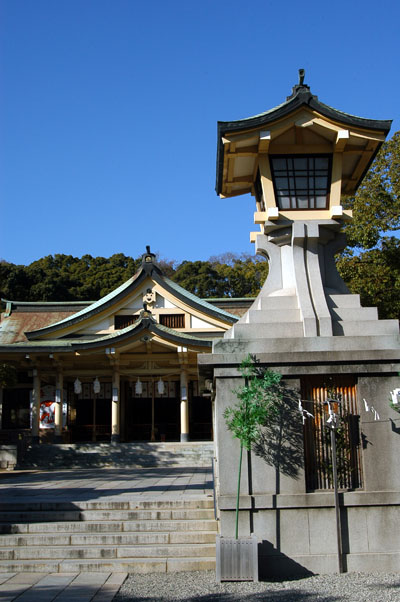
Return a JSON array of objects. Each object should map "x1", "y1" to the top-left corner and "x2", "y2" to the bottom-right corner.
[
  {"x1": 0, "y1": 572, "x2": 127, "y2": 602},
  {"x1": 0, "y1": 573, "x2": 47, "y2": 601},
  {"x1": 0, "y1": 467, "x2": 213, "y2": 504},
  {"x1": 13, "y1": 573, "x2": 76, "y2": 601}
]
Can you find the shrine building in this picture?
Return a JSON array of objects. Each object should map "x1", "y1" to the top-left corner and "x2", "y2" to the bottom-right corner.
[{"x1": 0, "y1": 248, "x2": 250, "y2": 445}]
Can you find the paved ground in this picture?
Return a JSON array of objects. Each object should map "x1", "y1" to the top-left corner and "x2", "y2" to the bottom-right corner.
[
  {"x1": 0, "y1": 467, "x2": 214, "y2": 503},
  {"x1": 0, "y1": 467, "x2": 213, "y2": 601},
  {"x1": 0, "y1": 572, "x2": 126, "y2": 602}
]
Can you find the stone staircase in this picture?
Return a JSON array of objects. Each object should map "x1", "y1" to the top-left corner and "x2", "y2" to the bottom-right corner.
[
  {"x1": 18, "y1": 441, "x2": 214, "y2": 470},
  {"x1": 0, "y1": 497, "x2": 217, "y2": 573}
]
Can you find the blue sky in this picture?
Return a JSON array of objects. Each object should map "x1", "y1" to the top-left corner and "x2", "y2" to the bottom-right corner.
[{"x1": 1, "y1": 0, "x2": 399, "y2": 267}]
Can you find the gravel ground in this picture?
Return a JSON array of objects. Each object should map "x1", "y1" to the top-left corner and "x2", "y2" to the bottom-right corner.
[{"x1": 115, "y1": 571, "x2": 400, "y2": 602}]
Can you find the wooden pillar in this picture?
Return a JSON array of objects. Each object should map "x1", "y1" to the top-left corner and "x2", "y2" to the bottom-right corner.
[
  {"x1": 151, "y1": 379, "x2": 156, "y2": 442},
  {"x1": 180, "y1": 370, "x2": 189, "y2": 442},
  {"x1": 54, "y1": 371, "x2": 63, "y2": 443},
  {"x1": 31, "y1": 370, "x2": 41, "y2": 443},
  {"x1": 111, "y1": 368, "x2": 120, "y2": 443}
]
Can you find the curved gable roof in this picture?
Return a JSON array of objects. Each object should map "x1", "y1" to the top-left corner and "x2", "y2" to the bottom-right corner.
[
  {"x1": 25, "y1": 252, "x2": 237, "y2": 340},
  {"x1": 216, "y1": 81, "x2": 392, "y2": 195},
  {"x1": 0, "y1": 311, "x2": 213, "y2": 353}
]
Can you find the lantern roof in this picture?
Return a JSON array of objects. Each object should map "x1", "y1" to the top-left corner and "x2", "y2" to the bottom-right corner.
[{"x1": 216, "y1": 72, "x2": 392, "y2": 198}]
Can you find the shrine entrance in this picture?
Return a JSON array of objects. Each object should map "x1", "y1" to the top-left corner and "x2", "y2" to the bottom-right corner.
[{"x1": 123, "y1": 380, "x2": 180, "y2": 442}]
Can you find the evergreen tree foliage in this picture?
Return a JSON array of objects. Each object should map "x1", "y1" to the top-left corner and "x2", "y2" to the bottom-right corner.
[{"x1": 337, "y1": 130, "x2": 400, "y2": 319}]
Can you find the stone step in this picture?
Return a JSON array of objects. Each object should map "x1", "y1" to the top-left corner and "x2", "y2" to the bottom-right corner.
[
  {"x1": 216, "y1": 334, "x2": 400, "y2": 354},
  {"x1": 0, "y1": 531, "x2": 216, "y2": 556},
  {"x1": 18, "y1": 442, "x2": 214, "y2": 470},
  {"x1": 327, "y1": 294, "x2": 361, "y2": 308},
  {"x1": 0, "y1": 498, "x2": 214, "y2": 512},
  {"x1": 0, "y1": 511, "x2": 81, "y2": 523},
  {"x1": 247, "y1": 308, "x2": 301, "y2": 323},
  {"x1": 0, "y1": 542, "x2": 215, "y2": 560},
  {"x1": 0, "y1": 518, "x2": 218, "y2": 535},
  {"x1": 259, "y1": 295, "x2": 299, "y2": 310},
  {"x1": 330, "y1": 306, "x2": 378, "y2": 321},
  {"x1": 79, "y1": 509, "x2": 214, "y2": 521},
  {"x1": 0, "y1": 557, "x2": 216, "y2": 573},
  {"x1": 332, "y1": 319, "x2": 399, "y2": 336},
  {"x1": 232, "y1": 321, "x2": 304, "y2": 339},
  {"x1": 0, "y1": 509, "x2": 214, "y2": 524}
]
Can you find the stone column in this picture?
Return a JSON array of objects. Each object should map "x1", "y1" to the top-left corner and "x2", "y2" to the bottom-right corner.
[
  {"x1": 54, "y1": 371, "x2": 63, "y2": 443},
  {"x1": 31, "y1": 370, "x2": 41, "y2": 443},
  {"x1": 180, "y1": 370, "x2": 189, "y2": 442},
  {"x1": 111, "y1": 368, "x2": 120, "y2": 444}
]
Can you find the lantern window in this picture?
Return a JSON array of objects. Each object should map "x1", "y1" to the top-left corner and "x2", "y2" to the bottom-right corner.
[{"x1": 270, "y1": 155, "x2": 332, "y2": 210}]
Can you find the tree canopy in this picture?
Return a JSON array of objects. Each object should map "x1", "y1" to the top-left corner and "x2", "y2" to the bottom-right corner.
[
  {"x1": 0, "y1": 252, "x2": 268, "y2": 303},
  {"x1": 337, "y1": 130, "x2": 400, "y2": 319},
  {"x1": 342, "y1": 131, "x2": 400, "y2": 249}
]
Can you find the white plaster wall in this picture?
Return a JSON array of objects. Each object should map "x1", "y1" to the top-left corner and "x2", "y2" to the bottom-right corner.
[{"x1": 191, "y1": 316, "x2": 217, "y2": 329}]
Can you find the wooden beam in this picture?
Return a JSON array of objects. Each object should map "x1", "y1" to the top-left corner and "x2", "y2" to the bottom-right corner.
[
  {"x1": 344, "y1": 154, "x2": 369, "y2": 193},
  {"x1": 335, "y1": 130, "x2": 349, "y2": 152},
  {"x1": 222, "y1": 131, "x2": 257, "y2": 144},
  {"x1": 258, "y1": 130, "x2": 271, "y2": 153},
  {"x1": 330, "y1": 152, "x2": 343, "y2": 207},
  {"x1": 309, "y1": 116, "x2": 343, "y2": 133},
  {"x1": 258, "y1": 155, "x2": 276, "y2": 209},
  {"x1": 350, "y1": 130, "x2": 386, "y2": 142},
  {"x1": 226, "y1": 146, "x2": 258, "y2": 157},
  {"x1": 270, "y1": 143, "x2": 333, "y2": 154},
  {"x1": 227, "y1": 157, "x2": 235, "y2": 183},
  {"x1": 231, "y1": 176, "x2": 254, "y2": 184},
  {"x1": 343, "y1": 147, "x2": 374, "y2": 154},
  {"x1": 222, "y1": 187, "x2": 252, "y2": 198}
]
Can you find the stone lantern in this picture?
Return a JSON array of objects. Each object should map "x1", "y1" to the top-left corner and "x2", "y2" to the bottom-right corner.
[
  {"x1": 215, "y1": 69, "x2": 393, "y2": 339},
  {"x1": 200, "y1": 72, "x2": 400, "y2": 578}
]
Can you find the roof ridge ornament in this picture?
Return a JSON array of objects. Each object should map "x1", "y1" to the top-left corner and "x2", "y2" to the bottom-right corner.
[
  {"x1": 286, "y1": 68, "x2": 313, "y2": 101},
  {"x1": 141, "y1": 244, "x2": 163, "y2": 275}
]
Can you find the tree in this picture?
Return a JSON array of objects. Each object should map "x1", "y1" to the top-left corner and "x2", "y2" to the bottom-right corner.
[
  {"x1": 172, "y1": 261, "x2": 227, "y2": 298},
  {"x1": 212, "y1": 256, "x2": 269, "y2": 298},
  {"x1": 342, "y1": 131, "x2": 400, "y2": 249},
  {"x1": 224, "y1": 355, "x2": 283, "y2": 538},
  {"x1": 336, "y1": 237, "x2": 400, "y2": 320},
  {"x1": 337, "y1": 131, "x2": 400, "y2": 319}
]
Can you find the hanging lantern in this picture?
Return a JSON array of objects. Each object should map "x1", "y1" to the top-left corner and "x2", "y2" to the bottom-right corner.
[
  {"x1": 93, "y1": 377, "x2": 101, "y2": 395},
  {"x1": 135, "y1": 378, "x2": 143, "y2": 396},
  {"x1": 157, "y1": 377, "x2": 165, "y2": 395},
  {"x1": 74, "y1": 378, "x2": 82, "y2": 395}
]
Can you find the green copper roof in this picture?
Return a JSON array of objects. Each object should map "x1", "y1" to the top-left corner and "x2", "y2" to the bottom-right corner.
[
  {"x1": 24, "y1": 251, "x2": 237, "y2": 341},
  {"x1": 161, "y1": 276, "x2": 237, "y2": 322},
  {"x1": 0, "y1": 311, "x2": 213, "y2": 353}
]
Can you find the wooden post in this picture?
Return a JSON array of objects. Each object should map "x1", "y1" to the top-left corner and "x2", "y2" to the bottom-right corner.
[
  {"x1": 111, "y1": 368, "x2": 120, "y2": 443},
  {"x1": 31, "y1": 370, "x2": 41, "y2": 443},
  {"x1": 55, "y1": 371, "x2": 63, "y2": 443},
  {"x1": 180, "y1": 370, "x2": 189, "y2": 442},
  {"x1": 151, "y1": 379, "x2": 156, "y2": 442}
]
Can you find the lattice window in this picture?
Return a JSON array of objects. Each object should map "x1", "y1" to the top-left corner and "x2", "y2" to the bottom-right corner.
[
  {"x1": 159, "y1": 314, "x2": 185, "y2": 329},
  {"x1": 270, "y1": 155, "x2": 331, "y2": 210},
  {"x1": 114, "y1": 315, "x2": 137, "y2": 329},
  {"x1": 302, "y1": 376, "x2": 362, "y2": 491}
]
